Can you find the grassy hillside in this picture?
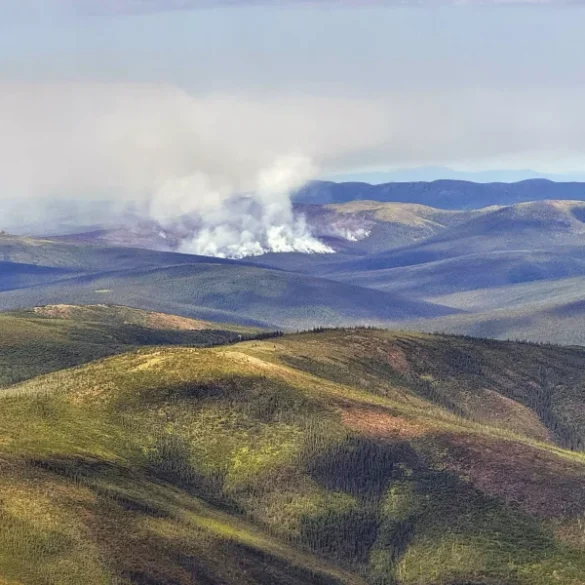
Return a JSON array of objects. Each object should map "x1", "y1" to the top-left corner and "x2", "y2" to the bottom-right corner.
[
  {"x1": 2, "y1": 328, "x2": 585, "y2": 584},
  {"x1": 0, "y1": 304, "x2": 261, "y2": 388}
]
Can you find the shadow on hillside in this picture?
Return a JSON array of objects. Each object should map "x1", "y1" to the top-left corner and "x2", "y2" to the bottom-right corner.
[
  {"x1": 28, "y1": 456, "x2": 174, "y2": 518},
  {"x1": 112, "y1": 373, "x2": 320, "y2": 425},
  {"x1": 221, "y1": 543, "x2": 345, "y2": 585},
  {"x1": 28, "y1": 451, "x2": 241, "y2": 516},
  {"x1": 25, "y1": 454, "x2": 346, "y2": 585},
  {"x1": 302, "y1": 432, "x2": 557, "y2": 582},
  {"x1": 307, "y1": 436, "x2": 417, "y2": 500},
  {"x1": 303, "y1": 437, "x2": 421, "y2": 572},
  {"x1": 124, "y1": 540, "x2": 347, "y2": 585}
]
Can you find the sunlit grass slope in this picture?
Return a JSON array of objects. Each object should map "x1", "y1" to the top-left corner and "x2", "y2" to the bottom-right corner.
[
  {"x1": 1, "y1": 328, "x2": 585, "y2": 584},
  {"x1": 0, "y1": 304, "x2": 261, "y2": 388}
]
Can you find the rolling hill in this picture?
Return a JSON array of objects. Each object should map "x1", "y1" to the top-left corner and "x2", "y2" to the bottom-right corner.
[
  {"x1": 0, "y1": 261, "x2": 80, "y2": 292},
  {"x1": 50, "y1": 201, "x2": 480, "y2": 257},
  {"x1": 0, "y1": 304, "x2": 261, "y2": 388},
  {"x1": 0, "y1": 237, "x2": 459, "y2": 329},
  {"x1": 2, "y1": 327, "x2": 585, "y2": 584},
  {"x1": 429, "y1": 274, "x2": 585, "y2": 313},
  {"x1": 254, "y1": 200, "x2": 585, "y2": 343},
  {"x1": 403, "y1": 278, "x2": 585, "y2": 345},
  {"x1": 299, "y1": 202, "x2": 485, "y2": 255},
  {"x1": 6, "y1": 198, "x2": 585, "y2": 343},
  {"x1": 331, "y1": 251, "x2": 585, "y2": 297},
  {"x1": 315, "y1": 201, "x2": 585, "y2": 276},
  {"x1": 0, "y1": 233, "x2": 248, "y2": 273}
]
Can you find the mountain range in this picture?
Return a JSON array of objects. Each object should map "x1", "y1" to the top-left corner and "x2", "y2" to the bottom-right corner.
[{"x1": 295, "y1": 178, "x2": 585, "y2": 209}]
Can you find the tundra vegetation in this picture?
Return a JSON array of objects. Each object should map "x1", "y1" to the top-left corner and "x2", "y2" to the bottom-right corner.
[{"x1": 1, "y1": 311, "x2": 585, "y2": 584}]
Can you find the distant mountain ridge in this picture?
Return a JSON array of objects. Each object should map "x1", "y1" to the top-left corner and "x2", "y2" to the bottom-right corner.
[{"x1": 294, "y1": 178, "x2": 585, "y2": 209}]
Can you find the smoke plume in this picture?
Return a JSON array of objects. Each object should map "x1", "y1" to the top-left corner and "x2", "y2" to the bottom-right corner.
[
  {"x1": 3, "y1": 82, "x2": 585, "y2": 257},
  {"x1": 153, "y1": 157, "x2": 333, "y2": 258},
  {"x1": 0, "y1": 83, "x2": 356, "y2": 257}
]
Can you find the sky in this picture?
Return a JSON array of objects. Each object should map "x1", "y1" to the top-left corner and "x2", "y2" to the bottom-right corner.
[{"x1": 2, "y1": 0, "x2": 585, "y2": 198}]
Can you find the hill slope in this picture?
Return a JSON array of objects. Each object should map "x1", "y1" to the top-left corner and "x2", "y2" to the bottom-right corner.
[
  {"x1": 50, "y1": 202, "x2": 481, "y2": 257},
  {"x1": 318, "y1": 201, "x2": 585, "y2": 276},
  {"x1": 8, "y1": 200, "x2": 585, "y2": 343},
  {"x1": 2, "y1": 329, "x2": 585, "y2": 584},
  {"x1": 405, "y1": 289, "x2": 585, "y2": 346},
  {"x1": 0, "y1": 304, "x2": 260, "y2": 388},
  {"x1": 399, "y1": 274, "x2": 585, "y2": 345},
  {"x1": 296, "y1": 202, "x2": 483, "y2": 255},
  {"x1": 432, "y1": 274, "x2": 585, "y2": 313},
  {"x1": 0, "y1": 261, "x2": 458, "y2": 329},
  {"x1": 332, "y1": 251, "x2": 585, "y2": 297},
  {"x1": 0, "y1": 233, "x2": 245, "y2": 272}
]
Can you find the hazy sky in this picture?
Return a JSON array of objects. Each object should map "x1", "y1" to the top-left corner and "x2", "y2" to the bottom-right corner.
[
  {"x1": 3, "y1": 2, "x2": 585, "y2": 90},
  {"x1": 2, "y1": 0, "x2": 585, "y2": 186}
]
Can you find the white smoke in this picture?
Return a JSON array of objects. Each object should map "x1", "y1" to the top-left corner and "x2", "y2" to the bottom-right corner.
[
  {"x1": 337, "y1": 227, "x2": 371, "y2": 242},
  {"x1": 4, "y1": 82, "x2": 585, "y2": 258},
  {"x1": 0, "y1": 83, "x2": 361, "y2": 257},
  {"x1": 153, "y1": 156, "x2": 333, "y2": 258}
]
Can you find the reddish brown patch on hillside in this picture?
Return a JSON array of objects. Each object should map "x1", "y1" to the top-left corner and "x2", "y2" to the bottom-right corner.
[
  {"x1": 145, "y1": 312, "x2": 209, "y2": 331},
  {"x1": 441, "y1": 433, "x2": 585, "y2": 519},
  {"x1": 386, "y1": 346, "x2": 410, "y2": 375},
  {"x1": 32, "y1": 304, "x2": 212, "y2": 331},
  {"x1": 462, "y1": 388, "x2": 551, "y2": 442},
  {"x1": 339, "y1": 405, "x2": 428, "y2": 439}
]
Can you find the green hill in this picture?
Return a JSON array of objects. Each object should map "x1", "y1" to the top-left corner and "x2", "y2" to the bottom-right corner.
[
  {"x1": 0, "y1": 304, "x2": 261, "y2": 389},
  {"x1": 2, "y1": 327, "x2": 585, "y2": 584}
]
